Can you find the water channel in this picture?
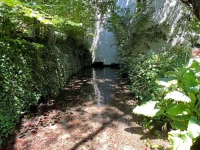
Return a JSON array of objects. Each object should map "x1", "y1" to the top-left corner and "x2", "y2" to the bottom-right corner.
[
  {"x1": 58, "y1": 67, "x2": 135, "y2": 114},
  {"x1": 2, "y1": 67, "x2": 170, "y2": 150}
]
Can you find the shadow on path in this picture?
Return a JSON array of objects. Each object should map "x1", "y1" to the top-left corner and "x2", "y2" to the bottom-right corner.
[{"x1": 1, "y1": 67, "x2": 169, "y2": 150}]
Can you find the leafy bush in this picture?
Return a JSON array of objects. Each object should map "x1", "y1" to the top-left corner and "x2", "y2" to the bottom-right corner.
[
  {"x1": 0, "y1": 38, "x2": 92, "y2": 145},
  {"x1": 127, "y1": 46, "x2": 190, "y2": 101},
  {"x1": 105, "y1": 0, "x2": 200, "y2": 149},
  {"x1": 0, "y1": 0, "x2": 94, "y2": 145},
  {"x1": 133, "y1": 58, "x2": 200, "y2": 149},
  {"x1": 0, "y1": 39, "x2": 40, "y2": 144}
]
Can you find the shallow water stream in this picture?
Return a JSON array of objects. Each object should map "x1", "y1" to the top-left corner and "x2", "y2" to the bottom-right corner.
[{"x1": 2, "y1": 67, "x2": 169, "y2": 150}]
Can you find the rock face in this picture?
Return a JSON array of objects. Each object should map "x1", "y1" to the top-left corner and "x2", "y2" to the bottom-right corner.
[
  {"x1": 92, "y1": 0, "x2": 197, "y2": 65},
  {"x1": 92, "y1": 0, "x2": 195, "y2": 64},
  {"x1": 132, "y1": 0, "x2": 194, "y2": 53}
]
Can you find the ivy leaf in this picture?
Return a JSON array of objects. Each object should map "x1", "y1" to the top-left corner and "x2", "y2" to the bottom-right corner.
[
  {"x1": 133, "y1": 101, "x2": 164, "y2": 117},
  {"x1": 164, "y1": 91, "x2": 191, "y2": 102},
  {"x1": 187, "y1": 116, "x2": 200, "y2": 139},
  {"x1": 168, "y1": 130, "x2": 192, "y2": 150}
]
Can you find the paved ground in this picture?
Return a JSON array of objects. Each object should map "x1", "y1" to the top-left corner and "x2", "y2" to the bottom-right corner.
[{"x1": 2, "y1": 68, "x2": 170, "y2": 150}]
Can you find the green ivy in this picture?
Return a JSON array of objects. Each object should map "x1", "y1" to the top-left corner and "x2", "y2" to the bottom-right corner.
[
  {"x1": 0, "y1": 36, "x2": 92, "y2": 144},
  {"x1": 0, "y1": 0, "x2": 95, "y2": 144}
]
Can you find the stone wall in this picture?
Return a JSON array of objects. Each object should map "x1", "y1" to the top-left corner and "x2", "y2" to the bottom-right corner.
[
  {"x1": 91, "y1": 0, "x2": 136, "y2": 65},
  {"x1": 132, "y1": 0, "x2": 193, "y2": 52},
  {"x1": 91, "y1": 14, "x2": 119, "y2": 65},
  {"x1": 91, "y1": 0, "x2": 194, "y2": 64}
]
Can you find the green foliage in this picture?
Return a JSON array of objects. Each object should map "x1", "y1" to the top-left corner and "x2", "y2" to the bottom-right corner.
[
  {"x1": 107, "y1": 0, "x2": 197, "y2": 83},
  {"x1": 0, "y1": 36, "x2": 92, "y2": 143},
  {"x1": 0, "y1": 39, "x2": 40, "y2": 143},
  {"x1": 0, "y1": 0, "x2": 115, "y2": 144},
  {"x1": 182, "y1": 6, "x2": 200, "y2": 44},
  {"x1": 168, "y1": 129, "x2": 193, "y2": 150},
  {"x1": 106, "y1": 2, "x2": 169, "y2": 58},
  {"x1": 128, "y1": 46, "x2": 190, "y2": 101},
  {"x1": 0, "y1": 0, "x2": 97, "y2": 145},
  {"x1": 168, "y1": 116, "x2": 200, "y2": 150},
  {"x1": 106, "y1": 1, "x2": 200, "y2": 149},
  {"x1": 133, "y1": 59, "x2": 200, "y2": 149}
]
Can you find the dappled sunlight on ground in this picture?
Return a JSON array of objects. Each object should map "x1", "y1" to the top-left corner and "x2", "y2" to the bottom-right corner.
[{"x1": 2, "y1": 68, "x2": 169, "y2": 150}]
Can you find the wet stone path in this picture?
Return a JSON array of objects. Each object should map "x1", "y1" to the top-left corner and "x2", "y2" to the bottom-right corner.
[{"x1": 2, "y1": 68, "x2": 169, "y2": 150}]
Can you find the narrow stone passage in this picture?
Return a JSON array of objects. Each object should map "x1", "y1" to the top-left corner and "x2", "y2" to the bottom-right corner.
[{"x1": 2, "y1": 67, "x2": 169, "y2": 150}]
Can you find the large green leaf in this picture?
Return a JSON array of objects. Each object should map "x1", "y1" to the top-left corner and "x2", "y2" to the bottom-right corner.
[
  {"x1": 194, "y1": 61, "x2": 200, "y2": 75},
  {"x1": 197, "y1": 94, "x2": 200, "y2": 101},
  {"x1": 193, "y1": 101, "x2": 200, "y2": 119},
  {"x1": 183, "y1": 69, "x2": 199, "y2": 94},
  {"x1": 164, "y1": 91, "x2": 191, "y2": 102},
  {"x1": 171, "y1": 121, "x2": 187, "y2": 130},
  {"x1": 169, "y1": 115, "x2": 191, "y2": 122},
  {"x1": 133, "y1": 101, "x2": 164, "y2": 117},
  {"x1": 168, "y1": 130, "x2": 192, "y2": 150},
  {"x1": 188, "y1": 93, "x2": 197, "y2": 111},
  {"x1": 166, "y1": 103, "x2": 191, "y2": 120},
  {"x1": 188, "y1": 59, "x2": 200, "y2": 69},
  {"x1": 187, "y1": 116, "x2": 200, "y2": 139},
  {"x1": 189, "y1": 93, "x2": 197, "y2": 109}
]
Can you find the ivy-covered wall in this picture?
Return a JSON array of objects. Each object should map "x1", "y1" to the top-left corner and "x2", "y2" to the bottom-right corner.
[
  {"x1": 0, "y1": 38, "x2": 92, "y2": 143},
  {"x1": 0, "y1": 0, "x2": 97, "y2": 144}
]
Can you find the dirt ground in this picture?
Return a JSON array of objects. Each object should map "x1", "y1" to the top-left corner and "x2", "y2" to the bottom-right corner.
[{"x1": 1, "y1": 68, "x2": 170, "y2": 150}]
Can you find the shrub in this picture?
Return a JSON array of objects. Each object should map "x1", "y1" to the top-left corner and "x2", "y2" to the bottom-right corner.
[
  {"x1": 127, "y1": 46, "x2": 190, "y2": 101},
  {"x1": 0, "y1": 38, "x2": 92, "y2": 144},
  {"x1": 132, "y1": 53, "x2": 200, "y2": 149}
]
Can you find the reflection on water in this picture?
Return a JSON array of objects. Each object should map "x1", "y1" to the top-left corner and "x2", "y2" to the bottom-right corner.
[
  {"x1": 91, "y1": 67, "x2": 135, "y2": 114},
  {"x1": 93, "y1": 68, "x2": 103, "y2": 107},
  {"x1": 57, "y1": 67, "x2": 135, "y2": 115},
  {"x1": 2, "y1": 67, "x2": 170, "y2": 150},
  {"x1": 92, "y1": 68, "x2": 119, "y2": 106}
]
